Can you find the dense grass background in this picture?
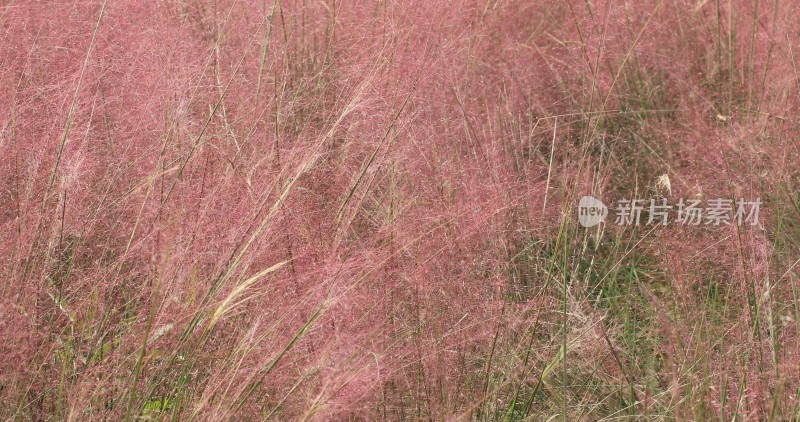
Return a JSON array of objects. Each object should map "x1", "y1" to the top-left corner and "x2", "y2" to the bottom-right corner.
[{"x1": 1, "y1": 0, "x2": 800, "y2": 420}]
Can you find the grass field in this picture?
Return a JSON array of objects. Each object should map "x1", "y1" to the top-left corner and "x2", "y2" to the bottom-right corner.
[{"x1": 1, "y1": 0, "x2": 800, "y2": 420}]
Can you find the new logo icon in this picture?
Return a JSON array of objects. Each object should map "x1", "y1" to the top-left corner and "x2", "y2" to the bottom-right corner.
[{"x1": 578, "y1": 196, "x2": 608, "y2": 227}]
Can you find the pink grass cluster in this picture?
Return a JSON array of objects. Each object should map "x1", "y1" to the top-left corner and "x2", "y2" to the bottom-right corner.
[{"x1": 2, "y1": 0, "x2": 800, "y2": 420}]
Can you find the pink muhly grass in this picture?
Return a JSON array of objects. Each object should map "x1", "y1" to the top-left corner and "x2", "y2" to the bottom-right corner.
[{"x1": 1, "y1": 0, "x2": 800, "y2": 420}]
